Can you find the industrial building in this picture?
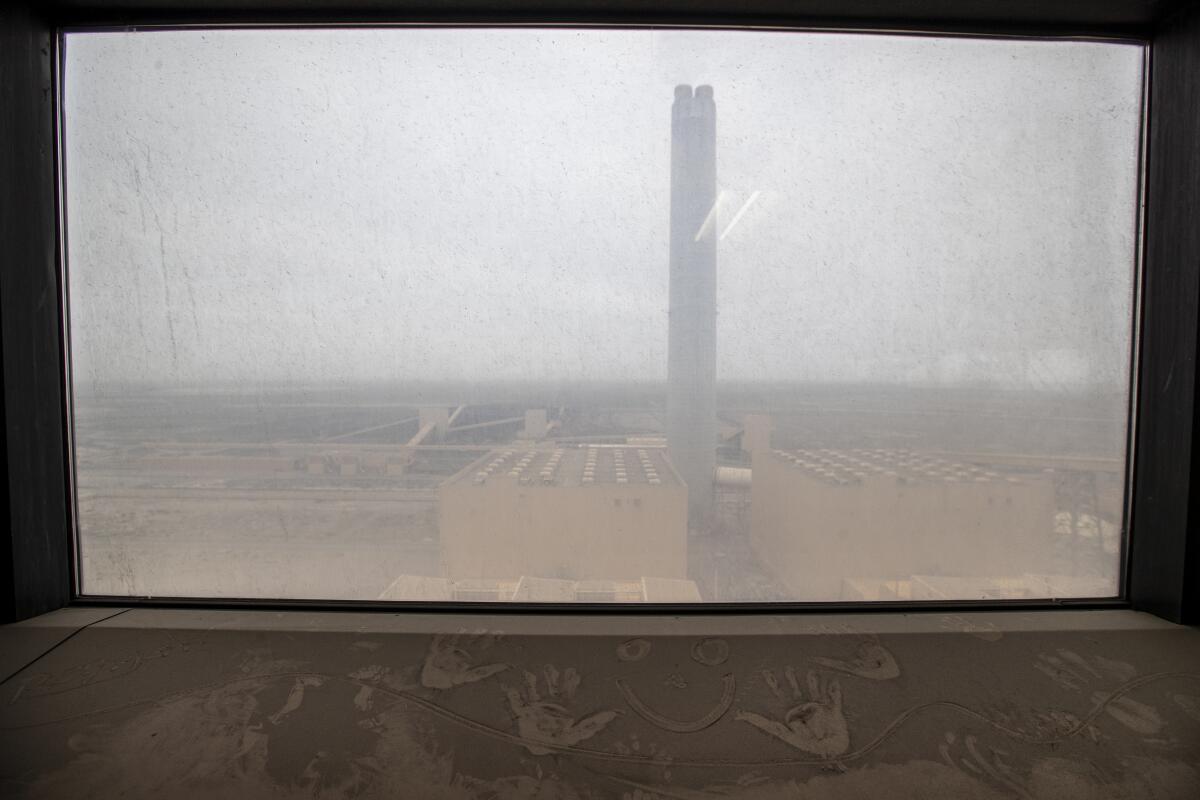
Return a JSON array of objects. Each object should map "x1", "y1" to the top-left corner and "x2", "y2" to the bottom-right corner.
[
  {"x1": 750, "y1": 448, "x2": 1058, "y2": 600},
  {"x1": 377, "y1": 573, "x2": 701, "y2": 602},
  {"x1": 439, "y1": 445, "x2": 688, "y2": 582}
]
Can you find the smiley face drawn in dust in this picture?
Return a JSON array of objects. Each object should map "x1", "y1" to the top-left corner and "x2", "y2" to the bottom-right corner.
[{"x1": 614, "y1": 637, "x2": 736, "y2": 733}]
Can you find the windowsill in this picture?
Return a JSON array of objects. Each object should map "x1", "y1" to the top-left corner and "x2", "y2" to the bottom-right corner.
[
  {"x1": 5, "y1": 604, "x2": 1181, "y2": 637},
  {"x1": 2, "y1": 606, "x2": 1198, "y2": 798}
]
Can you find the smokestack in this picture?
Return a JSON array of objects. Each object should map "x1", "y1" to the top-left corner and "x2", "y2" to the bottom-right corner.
[{"x1": 668, "y1": 84, "x2": 717, "y2": 526}]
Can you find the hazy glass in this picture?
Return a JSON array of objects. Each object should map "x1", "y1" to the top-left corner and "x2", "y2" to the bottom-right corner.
[{"x1": 64, "y1": 29, "x2": 1143, "y2": 602}]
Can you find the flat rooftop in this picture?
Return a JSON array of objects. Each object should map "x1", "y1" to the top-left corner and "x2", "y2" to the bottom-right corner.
[
  {"x1": 448, "y1": 445, "x2": 683, "y2": 489},
  {"x1": 377, "y1": 574, "x2": 702, "y2": 602},
  {"x1": 768, "y1": 448, "x2": 1029, "y2": 487}
]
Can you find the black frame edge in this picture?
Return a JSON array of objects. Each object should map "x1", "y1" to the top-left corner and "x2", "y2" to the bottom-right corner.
[
  {"x1": 70, "y1": 595, "x2": 1131, "y2": 616},
  {"x1": 38, "y1": 1, "x2": 1178, "y2": 39},
  {"x1": 1128, "y1": 0, "x2": 1200, "y2": 625},
  {"x1": 1, "y1": 4, "x2": 74, "y2": 623},
  {"x1": 3, "y1": 0, "x2": 1196, "y2": 623}
]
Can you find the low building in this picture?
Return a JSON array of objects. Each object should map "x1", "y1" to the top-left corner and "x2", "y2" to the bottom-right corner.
[
  {"x1": 377, "y1": 573, "x2": 701, "y2": 602},
  {"x1": 439, "y1": 446, "x2": 688, "y2": 582},
  {"x1": 839, "y1": 573, "x2": 1115, "y2": 601},
  {"x1": 751, "y1": 448, "x2": 1057, "y2": 600}
]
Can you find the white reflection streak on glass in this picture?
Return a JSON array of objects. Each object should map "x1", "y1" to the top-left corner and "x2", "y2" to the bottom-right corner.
[
  {"x1": 719, "y1": 190, "x2": 761, "y2": 241},
  {"x1": 693, "y1": 190, "x2": 725, "y2": 242}
]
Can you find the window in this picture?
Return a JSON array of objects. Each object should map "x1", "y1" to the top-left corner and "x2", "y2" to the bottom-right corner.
[{"x1": 61, "y1": 27, "x2": 1144, "y2": 604}]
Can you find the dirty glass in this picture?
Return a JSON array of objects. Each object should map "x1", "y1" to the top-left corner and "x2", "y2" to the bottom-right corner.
[{"x1": 63, "y1": 29, "x2": 1144, "y2": 602}]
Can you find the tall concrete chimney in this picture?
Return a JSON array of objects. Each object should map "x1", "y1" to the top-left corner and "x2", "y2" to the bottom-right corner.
[{"x1": 667, "y1": 84, "x2": 717, "y2": 526}]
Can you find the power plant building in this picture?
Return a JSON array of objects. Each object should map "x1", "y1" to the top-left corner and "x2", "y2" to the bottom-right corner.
[
  {"x1": 750, "y1": 448, "x2": 1058, "y2": 600},
  {"x1": 439, "y1": 446, "x2": 688, "y2": 582}
]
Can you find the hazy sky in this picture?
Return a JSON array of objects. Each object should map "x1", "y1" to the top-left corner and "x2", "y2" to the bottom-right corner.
[{"x1": 64, "y1": 28, "x2": 1144, "y2": 390}]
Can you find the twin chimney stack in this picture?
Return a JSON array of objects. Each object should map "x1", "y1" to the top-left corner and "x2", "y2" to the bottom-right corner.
[{"x1": 667, "y1": 85, "x2": 718, "y2": 526}]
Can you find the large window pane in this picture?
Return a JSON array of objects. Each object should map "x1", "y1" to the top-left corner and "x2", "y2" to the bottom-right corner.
[{"x1": 64, "y1": 28, "x2": 1143, "y2": 602}]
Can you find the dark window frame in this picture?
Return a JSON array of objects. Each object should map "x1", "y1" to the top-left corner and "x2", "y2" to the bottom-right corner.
[{"x1": 3, "y1": 0, "x2": 1197, "y2": 623}]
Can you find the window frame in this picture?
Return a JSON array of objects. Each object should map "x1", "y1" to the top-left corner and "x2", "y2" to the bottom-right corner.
[{"x1": 3, "y1": 0, "x2": 1197, "y2": 622}]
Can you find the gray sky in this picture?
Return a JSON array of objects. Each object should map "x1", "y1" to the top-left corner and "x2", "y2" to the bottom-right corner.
[{"x1": 64, "y1": 28, "x2": 1144, "y2": 390}]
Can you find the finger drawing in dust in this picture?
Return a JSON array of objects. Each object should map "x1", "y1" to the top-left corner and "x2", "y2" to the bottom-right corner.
[{"x1": 737, "y1": 669, "x2": 850, "y2": 759}]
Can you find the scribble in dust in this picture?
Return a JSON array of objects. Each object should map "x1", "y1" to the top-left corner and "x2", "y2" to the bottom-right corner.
[
  {"x1": 420, "y1": 633, "x2": 507, "y2": 690},
  {"x1": 939, "y1": 615, "x2": 1002, "y2": 642},
  {"x1": 1033, "y1": 649, "x2": 1135, "y2": 693},
  {"x1": 690, "y1": 639, "x2": 729, "y2": 667},
  {"x1": 267, "y1": 676, "x2": 323, "y2": 726},
  {"x1": 617, "y1": 639, "x2": 652, "y2": 662},
  {"x1": 348, "y1": 663, "x2": 419, "y2": 694},
  {"x1": 811, "y1": 640, "x2": 900, "y2": 681},
  {"x1": 1033, "y1": 649, "x2": 1162, "y2": 735},
  {"x1": 5, "y1": 670, "x2": 1199, "y2": 770},
  {"x1": 1174, "y1": 693, "x2": 1200, "y2": 723},
  {"x1": 7, "y1": 635, "x2": 196, "y2": 702},
  {"x1": 353, "y1": 685, "x2": 374, "y2": 711},
  {"x1": 940, "y1": 731, "x2": 1034, "y2": 800},
  {"x1": 1092, "y1": 690, "x2": 1164, "y2": 735},
  {"x1": 618, "y1": 674, "x2": 735, "y2": 733}
]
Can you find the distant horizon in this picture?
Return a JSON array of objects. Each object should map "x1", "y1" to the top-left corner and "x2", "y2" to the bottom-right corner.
[
  {"x1": 65, "y1": 376, "x2": 1132, "y2": 407},
  {"x1": 70, "y1": 375, "x2": 1136, "y2": 395}
]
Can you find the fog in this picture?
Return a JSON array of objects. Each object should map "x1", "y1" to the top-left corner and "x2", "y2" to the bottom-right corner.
[
  {"x1": 65, "y1": 28, "x2": 1139, "y2": 603},
  {"x1": 64, "y1": 28, "x2": 1143, "y2": 390}
]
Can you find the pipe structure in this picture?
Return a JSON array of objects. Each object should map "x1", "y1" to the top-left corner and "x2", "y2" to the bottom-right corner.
[
  {"x1": 714, "y1": 466, "x2": 752, "y2": 488},
  {"x1": 667, "y1": 84, "x2": 718, "y2": 527}
]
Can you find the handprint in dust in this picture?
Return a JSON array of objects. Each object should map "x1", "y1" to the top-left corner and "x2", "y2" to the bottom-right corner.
[
  {"x1": 736, "y1": 668, "x2": 849, "y2": 759},
  {"x1": 505, "y1": 665, "x2": 620, "y2": 756}
]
